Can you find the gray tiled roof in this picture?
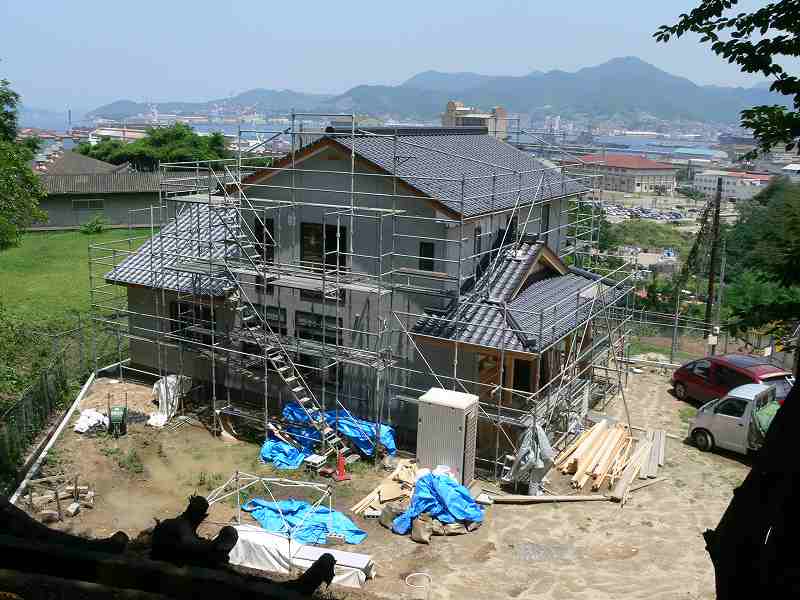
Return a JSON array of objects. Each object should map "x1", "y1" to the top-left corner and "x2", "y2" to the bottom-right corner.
[
  {"x1": 43, "y1": 151, "x2": 126, "y2": 175},
  {"x1": 333, "y1": 132, "x2": 588, "y2": 217},
  {"x1": 412, "y1": 239, "x2": 620, "y2": 353},
  {"x1": 41, "y1": 172, "x2": 161, "y2": 195},
  {"x1": 105, "y1": 202, "x2": 237, "y2": 295}
]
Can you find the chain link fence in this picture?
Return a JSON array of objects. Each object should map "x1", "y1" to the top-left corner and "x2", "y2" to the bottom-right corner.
[
  {"x1": 0, "y1": 320, "x2": 125, "y2": 494},
  {"x1": 626, "y1": 308, "x2": 794, "y2": 372}
]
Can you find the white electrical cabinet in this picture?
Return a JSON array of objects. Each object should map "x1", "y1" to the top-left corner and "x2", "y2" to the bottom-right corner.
[{"x1": 416, "y1": 388, "x2": 479, "y2": 486}]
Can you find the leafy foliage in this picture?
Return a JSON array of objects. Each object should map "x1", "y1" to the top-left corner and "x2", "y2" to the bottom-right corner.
[
  {"x1": 77, "y1": 123, "x2": 229, "y2": 171},
  {"x1": 79, "y1": 214, "x2": 108, "y2": 235},
  {"x1": 656, "y1": 1, "x2": 800, "y2": 154},
  {"x1": 0, "y1": 78, "x2": 20, "y2": 143},
  {"x1": 724, "y1": 177, "x2": 800, "y2": 286},
  {"x1": 725, "y1": 270, "x2": 800, "y2": 337},
  {"x1": 0, "y1": 141, "x2": 47, "y2": 248},
  {"x1": 721, "y1": 178, "x2": 800, "y2": 338},
  {"x1": 0, "y1": 79, "x2": 47, "y2": 248}
]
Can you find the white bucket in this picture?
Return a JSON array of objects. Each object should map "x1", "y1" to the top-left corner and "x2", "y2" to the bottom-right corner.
[{"x1": 405, "y1": 572, "x2": 431, "y2": 600}]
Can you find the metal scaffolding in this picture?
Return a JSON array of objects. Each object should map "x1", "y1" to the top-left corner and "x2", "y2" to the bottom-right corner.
[{"x1": 88, "y1": 114, "x2": 635, "y2": 480}]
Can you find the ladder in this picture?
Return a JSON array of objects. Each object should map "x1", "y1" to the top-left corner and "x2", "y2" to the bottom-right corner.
[
  {"x1": 208, "y1": 200, "x2": 360, "y2": 459},
  {"x1": 236, "y1": 302, "x2": 350, "y2": 458}
]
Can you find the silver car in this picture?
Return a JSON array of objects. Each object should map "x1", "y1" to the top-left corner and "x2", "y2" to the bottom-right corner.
[{"x1": 688, "y1": 384, "x2": 778, "y2": 455}]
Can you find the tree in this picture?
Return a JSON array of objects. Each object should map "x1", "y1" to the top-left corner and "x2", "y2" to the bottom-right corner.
[
  {"x1": 77, "y1": 123, "x2": 229, "y2": 171},
  {"x1": 655, "y1": 1, "x2": 800, "y2": 155},
  {"x1": 0, "y1": 78, "x2": 20, "y2": 143},
  {"x1": 0, "y1": 78, "x2": 46, "y2": 248}
]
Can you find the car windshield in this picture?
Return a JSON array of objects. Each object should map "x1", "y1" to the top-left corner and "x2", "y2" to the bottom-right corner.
[{"x1": 761, "y1": 375, "x2": 794, "y2": 400}]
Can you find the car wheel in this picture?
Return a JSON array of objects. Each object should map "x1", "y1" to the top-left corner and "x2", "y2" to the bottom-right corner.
[
  {"x1": 692, "y1": 429, "x2": 714, "y2": 452},
  {"x1": 674, "y1": 382, "x2": 688, "y2": 401}
]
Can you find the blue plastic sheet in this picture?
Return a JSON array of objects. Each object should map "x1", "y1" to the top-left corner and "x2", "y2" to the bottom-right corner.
[
  {"x1": 282, "y1": 402, "x2": 396, "y2": 456},
  {"x1": 392, "y1": 473, "x2": 484, "y2": 535},
  {"x1": 242, "y1": 498, "x2": 367, "y2": 545},
  {"x1": 259, "y1": 439, "x2": 308, "y2": 470}
]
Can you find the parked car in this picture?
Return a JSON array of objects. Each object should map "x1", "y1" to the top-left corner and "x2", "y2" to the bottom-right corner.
[
  {"x1": 688, "y1": 383, "x2": 778, "y2": 454},
  {"x1": 671, "y1": 353, "x2": 793, "y2": 405}
]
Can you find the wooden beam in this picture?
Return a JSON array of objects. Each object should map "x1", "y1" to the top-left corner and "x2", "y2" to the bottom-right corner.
[{"x1": 490, "y1": 494, "x2": 609, "y2": 504}]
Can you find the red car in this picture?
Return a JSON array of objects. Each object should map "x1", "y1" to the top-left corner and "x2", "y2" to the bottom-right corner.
[{"x1": 671, "y1": 354, "x2": 793, "y2": 405}]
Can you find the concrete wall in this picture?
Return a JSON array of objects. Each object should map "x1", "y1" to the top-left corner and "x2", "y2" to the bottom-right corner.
[{"x1": 37, "y1": 193, "x2": 159, "y2": 229}]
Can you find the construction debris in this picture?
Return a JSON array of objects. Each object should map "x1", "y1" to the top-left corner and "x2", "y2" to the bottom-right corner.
[
  {"x1": 23, "y1": 473, "x2": 94, "y2": 519},
  {"x1": 351, "y1": 459, "x2": 416, "y2": 516}
]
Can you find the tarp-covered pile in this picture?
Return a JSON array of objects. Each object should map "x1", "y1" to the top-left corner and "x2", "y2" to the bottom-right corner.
[
  {"x1": 259, "y1": 439, "x2": 308, "y2": 470},
  {"x1": 242, "y1": 498, "x2": 367, "y2": 545},
  {"x1": 282, "y1": 402, "x2": 397, "y2": 456},
  {"x1": 392, "y1": 473, "x2": 484, "y2": 536}
]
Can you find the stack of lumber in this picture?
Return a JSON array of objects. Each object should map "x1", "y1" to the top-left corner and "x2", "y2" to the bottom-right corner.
[
  {"x1": 351, "y1": 460, "x2": 417, "y2": 515},
  {"x1": 554, "y1": 421, "x2": 635, "y2": 492},
  {"x1": 638, "y1": 429, "x2": 666, "y2": 480}
]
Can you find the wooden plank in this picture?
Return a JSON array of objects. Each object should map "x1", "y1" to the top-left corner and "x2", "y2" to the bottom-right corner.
[
  {"x1": 592, "y1": 432, "x2": 628, "y2": 491},
  {"x1": 554, "y1": 428, "x2": 592, "y2": 468},
  {"x1": 351, "y1": 459, "x2": 411, "y2": 514},
  {"x1": 639, "y1": 432, "x2": 655, "y2": 480},
  {"x1": 490, "y1": 494, "x2": 609, "y2": 504},
  {"x1": 610, "y1": 441, "x2": 652, "y2": 503},
  {"x1": 564, "y1": 420, "x2": 608, "y2": 475},
  {"x1": 571, "y1": 426, "x2": 610, "y2": 487},
  {"x1": 591, "y1": 428, "x2": 625, "y2": 478},
  {"x1": 629, "y1": 477, "x2": 668, "y2": 493},
  {"x1": 657, "y1": 430, "x2": 666, "y2": 467}
]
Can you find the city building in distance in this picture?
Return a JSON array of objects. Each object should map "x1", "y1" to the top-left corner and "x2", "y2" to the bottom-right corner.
[
  {"x1": 442, "y1": 101, "x2": 508, "y2": 139},
  {"x1": 577, "y1": 153, "x2": 678, "y2": 196},
  {"x1": 692, "y1": 169, "x2": 772, "y2": 202}
]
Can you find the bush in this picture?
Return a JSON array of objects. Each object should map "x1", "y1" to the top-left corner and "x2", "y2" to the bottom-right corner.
[{"x1": 79, "y1": 214, "x2": 108, "y2": 235}]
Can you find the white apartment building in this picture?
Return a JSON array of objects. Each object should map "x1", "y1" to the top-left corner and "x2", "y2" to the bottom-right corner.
[{"x1": 692, "y1": 170, "x2": 772, "y2": 202}]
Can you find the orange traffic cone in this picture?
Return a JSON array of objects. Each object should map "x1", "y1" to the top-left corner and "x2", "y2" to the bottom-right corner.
[{"x1": 333, "y1": 451, "x2": 351, "y2": 481}]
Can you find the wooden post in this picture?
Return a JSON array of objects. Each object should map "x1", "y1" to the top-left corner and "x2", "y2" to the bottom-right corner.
[{"x1": 51, "y1": 482, "x2": 63, "y2": 521}]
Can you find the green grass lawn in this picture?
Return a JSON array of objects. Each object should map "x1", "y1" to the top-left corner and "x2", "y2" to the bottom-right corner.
[
  {"x1": 627, "y1": 339, "x2": 699, "y2": 364},
  {"x1": 0, "y1": 229, "x2": 150, "y2": 324}
]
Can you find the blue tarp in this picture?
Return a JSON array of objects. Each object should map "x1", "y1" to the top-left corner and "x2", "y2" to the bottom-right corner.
[
  {"x1": 242, "y1": 498, "x2": 367, "y2": 545},
  {"x1": 282, "y1": 402, "x2": 397, "y2": 456},
  {"x1": 259, "y1": 438, "x2": 308, "y2": 470},
  {"x1": 392, "y1": 473, "x2": 484, "y2": 535}
]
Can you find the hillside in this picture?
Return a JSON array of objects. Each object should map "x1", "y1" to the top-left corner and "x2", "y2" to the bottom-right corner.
[
  {"x1": 88, "y1": 57, "x2": 789, "y2": 123},
  {"x1": 87, "y1": 88, "x2": 332, "y2": 120}
]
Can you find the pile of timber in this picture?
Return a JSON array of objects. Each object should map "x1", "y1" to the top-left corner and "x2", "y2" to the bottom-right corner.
[
  {"x1": 554, "y1": 421, "x2": 668, "y2": 505},
  {"x1": 22, "y1": 473, "x2": 95, "y2": 521},
  {"x1": 351, "y1": 460, "x2": 417, "y2": 515}
]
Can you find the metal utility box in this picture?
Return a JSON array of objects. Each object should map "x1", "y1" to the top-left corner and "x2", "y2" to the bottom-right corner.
[{"x1": 416, "y1": 388, "x2": 479, "y2": 486}]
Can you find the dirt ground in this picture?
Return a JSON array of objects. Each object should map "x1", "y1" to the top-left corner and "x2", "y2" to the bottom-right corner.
[{"x1": 28, "y1": 372, "x2": 747, "y2": 599}]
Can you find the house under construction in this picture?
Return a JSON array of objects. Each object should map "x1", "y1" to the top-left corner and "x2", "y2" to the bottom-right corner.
[{"x1": 89, "y1": 118, "x2": 635, "y2": 481}]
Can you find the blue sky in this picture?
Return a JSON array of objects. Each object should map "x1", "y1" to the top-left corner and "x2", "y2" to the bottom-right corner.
[{"x1": 0, "y1": 0, "x2": 779, "y2": 111}]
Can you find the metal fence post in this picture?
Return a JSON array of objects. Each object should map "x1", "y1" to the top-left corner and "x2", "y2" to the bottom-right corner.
[{"x1": 77, "y1": 313, "x2": 85, "y2": 376}]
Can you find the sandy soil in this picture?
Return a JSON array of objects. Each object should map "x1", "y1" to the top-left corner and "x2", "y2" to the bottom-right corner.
[{"x1": 28, "y1": 371, "x2": 748, "y2": 599}]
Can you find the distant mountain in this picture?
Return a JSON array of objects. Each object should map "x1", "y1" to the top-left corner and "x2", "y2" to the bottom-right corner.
[
  {"x1": 87, "y1": 57, "x2": 791, "y2": 123},
  {"x1": 87, "y1": 88, "x2": 332, "y2": 120},
  {"x1": 326, "y1": 56, "x2": 788, "y2": 122},
  {"x1": 401, "y1": 70, "x2": 498, "y2": 92}
]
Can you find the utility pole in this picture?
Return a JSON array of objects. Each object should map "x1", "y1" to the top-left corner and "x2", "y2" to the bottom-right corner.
[{"x1": 704, "y1": 177, "x2": 723, "y2": 353}]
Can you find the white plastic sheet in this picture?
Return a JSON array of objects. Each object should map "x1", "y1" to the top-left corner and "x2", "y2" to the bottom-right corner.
[
  {"x1": 74, "y1": 409, "x2": 108, "y2": 434},
  {"x1": 148, "y1": 375, "x2": 191, "y2": 428},
  {"x1": 229, "y1": 525, "x2": 374, "y2": 589}
]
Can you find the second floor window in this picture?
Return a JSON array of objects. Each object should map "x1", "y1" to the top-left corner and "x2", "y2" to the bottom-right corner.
[
  {"x1": 301, "y1": 223, "x2": 347, "y2": 270},
  {"x1": 419, "y1": 241, "x2": 435, "y2": 271}
]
